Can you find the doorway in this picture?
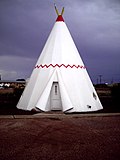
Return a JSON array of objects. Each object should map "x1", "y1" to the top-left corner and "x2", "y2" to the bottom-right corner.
[{"x1": 50, "y1": 82, "x2": 62, "y2": 111}]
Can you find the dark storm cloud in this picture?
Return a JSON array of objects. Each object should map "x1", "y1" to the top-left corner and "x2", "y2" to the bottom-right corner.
[
  {"x1": 0, "y1": 0, "x2": 53, "y2": 58},
  {"x1": 0, "y1": 0, "x2": 120, "y2": 82}
]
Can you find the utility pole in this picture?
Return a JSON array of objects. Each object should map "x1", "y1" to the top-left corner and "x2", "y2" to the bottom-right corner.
[
  {"x1": 99, "y1": 75, "x2": 102, "y2": 84},
  {"x1": 96, "y1": 78, "x2": 98, "y2": 84}
]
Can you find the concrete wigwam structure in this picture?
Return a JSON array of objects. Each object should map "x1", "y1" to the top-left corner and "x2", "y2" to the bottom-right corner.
[{"x1": 17, "y1": 6, "x2": 103, "y2": 113}]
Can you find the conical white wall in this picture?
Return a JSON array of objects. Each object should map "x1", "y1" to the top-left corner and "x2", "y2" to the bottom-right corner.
[{"x1": 17, "y1": 18, "x2": 103, "y2": 112}]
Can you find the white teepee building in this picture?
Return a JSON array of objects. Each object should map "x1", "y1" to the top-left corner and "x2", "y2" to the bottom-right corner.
[{"x1": 17, "y1": 7, "x2": 103, "y2": 113}]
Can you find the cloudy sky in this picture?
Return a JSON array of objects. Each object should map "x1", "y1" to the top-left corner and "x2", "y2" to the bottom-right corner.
[{"x1": 0, "y1": 0, "x2": 120, "y2": 84}]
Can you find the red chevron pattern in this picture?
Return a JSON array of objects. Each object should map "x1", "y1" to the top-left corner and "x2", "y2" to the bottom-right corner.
[{"x1": 35, "y1": 64, "x2": 86, "y2": 69}]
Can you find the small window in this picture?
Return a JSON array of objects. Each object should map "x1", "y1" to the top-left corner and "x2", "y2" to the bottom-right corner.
[
  {"x1": 87, "y1": 105, "x2": 91, "y2": 109},
  {"x1": 55, "y1": 85, "x2": 57, "y2": 95}
]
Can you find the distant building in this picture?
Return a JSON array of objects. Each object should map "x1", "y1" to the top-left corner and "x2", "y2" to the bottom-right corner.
[{"x1": 0, "y1": 80, "x2": 26, "y2": 89}]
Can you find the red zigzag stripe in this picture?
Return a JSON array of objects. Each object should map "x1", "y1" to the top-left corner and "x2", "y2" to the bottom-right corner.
[{"x1": 35, "y1": 64, "x2": 86, "y2": 69}]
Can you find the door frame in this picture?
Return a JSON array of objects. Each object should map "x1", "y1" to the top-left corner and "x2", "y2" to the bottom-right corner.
[{"x1": 50, "y1": 82, "x2": 62, "y2": 111}]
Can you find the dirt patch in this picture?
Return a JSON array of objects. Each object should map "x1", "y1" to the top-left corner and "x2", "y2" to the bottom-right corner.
[{"x1": 0, "y1": 116, "x2": 120, "y2": 160}]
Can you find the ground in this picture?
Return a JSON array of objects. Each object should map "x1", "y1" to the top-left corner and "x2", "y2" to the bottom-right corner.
[
  {"x1": 0, "y1": 86, "x2": 120, "y2": 160},
  {"x1": 0, "y1": 115, "x2": 120, "y2": 160}
]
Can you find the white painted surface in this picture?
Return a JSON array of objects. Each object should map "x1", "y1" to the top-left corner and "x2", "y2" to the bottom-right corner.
[{"x1": 17, "y1": 20, "x2": 103, "y2": 112}]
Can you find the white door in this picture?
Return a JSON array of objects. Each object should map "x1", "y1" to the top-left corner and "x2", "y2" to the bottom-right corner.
[{"x1": 50, "y1": 82, "x2": 62, "y2": 111}]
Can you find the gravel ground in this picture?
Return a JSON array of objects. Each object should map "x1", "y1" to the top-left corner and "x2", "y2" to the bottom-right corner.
[{"x1": 0, "y1": 116, "x2": 120, "y2": 160}]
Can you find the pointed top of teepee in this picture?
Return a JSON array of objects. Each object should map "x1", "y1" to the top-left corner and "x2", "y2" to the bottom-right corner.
[{"x1": 54, "y1": 3, "x2": 64, "y2": 22}]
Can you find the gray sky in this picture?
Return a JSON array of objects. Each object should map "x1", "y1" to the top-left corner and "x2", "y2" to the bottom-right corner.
[{"x1": 0, "y1": 0, "x2": 120, "y2": 83}]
